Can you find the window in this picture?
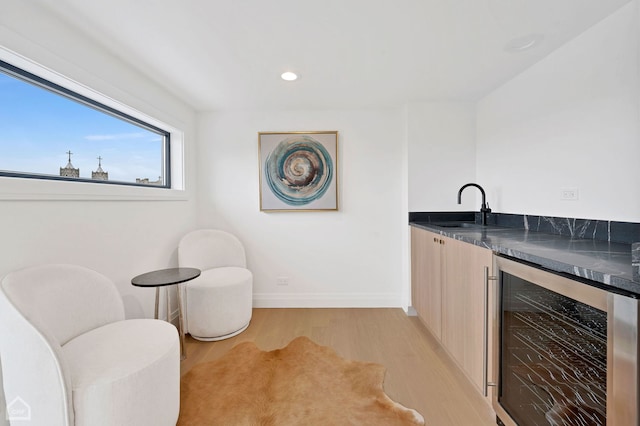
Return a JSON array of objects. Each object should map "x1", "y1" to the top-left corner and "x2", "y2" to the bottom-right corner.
[{"x1": 0, "y1": 60, "x2": 171, "y2": 188}]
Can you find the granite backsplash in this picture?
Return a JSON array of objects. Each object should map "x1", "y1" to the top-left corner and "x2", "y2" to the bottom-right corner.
[{"x1": 409, "y1": 211, "x2": 640, "y2": 245}]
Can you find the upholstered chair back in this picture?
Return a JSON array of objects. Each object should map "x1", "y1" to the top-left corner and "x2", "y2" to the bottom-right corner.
[
  {"x1": 179, "y1": 229, "x2": 247, "y2": 271},
  {"x1": 1, "y1": 264, "x2": 180, "y2": 426},
  {"x1": 1, "y1": 264, "x2": 125, "y2": 346}
]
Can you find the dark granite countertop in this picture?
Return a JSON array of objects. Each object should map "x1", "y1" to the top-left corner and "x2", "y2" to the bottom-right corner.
[{"x1": 410, "y1": 213, "x2": 639, "y2": 296}]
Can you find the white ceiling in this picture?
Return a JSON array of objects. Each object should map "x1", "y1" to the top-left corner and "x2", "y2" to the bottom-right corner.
[{"x1": 36, "y1": 0, "x2": 630, "y2": 111}]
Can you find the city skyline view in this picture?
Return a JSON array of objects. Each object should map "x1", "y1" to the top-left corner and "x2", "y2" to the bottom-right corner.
[{"x1": 0, "y1": 69, "x2": 165, "y2": 184}]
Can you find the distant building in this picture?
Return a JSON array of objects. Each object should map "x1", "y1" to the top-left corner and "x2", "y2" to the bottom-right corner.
[
  {"x1": 60, "y1": 150, "x2": 79, "y2": 178},
  {"x1": 136, "y1": 176, "x2": 163, "y2": 186},
  {"x1": 91, "y1": 156, "x2": 109, "y2": 180}
]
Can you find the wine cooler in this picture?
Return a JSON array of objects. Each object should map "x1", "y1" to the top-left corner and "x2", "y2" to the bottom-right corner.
[{"x1": 492, "y1": 256, "x2": 639, "y2": 426}]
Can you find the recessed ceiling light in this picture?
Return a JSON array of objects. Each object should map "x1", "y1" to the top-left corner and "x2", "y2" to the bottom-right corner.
[
  {"x1": 281, "y1": 71, "x2": 298, "y2": 81},
  {"x1": 504, "y1": 34, "x2": 544, "y2": 53}
]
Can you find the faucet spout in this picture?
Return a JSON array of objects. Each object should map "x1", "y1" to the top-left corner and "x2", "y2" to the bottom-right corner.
[{"x1": 457, "y1": 183, "x2": 491, "y2": 226}]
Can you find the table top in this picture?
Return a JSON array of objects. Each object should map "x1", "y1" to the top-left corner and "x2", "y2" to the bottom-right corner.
[{"x1": 131, "y1": 267, "x2": 201, "y2": 287}]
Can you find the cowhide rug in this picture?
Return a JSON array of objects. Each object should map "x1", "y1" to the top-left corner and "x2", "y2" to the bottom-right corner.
[{"x1": 178, "y1": 336, "x2": 425, "y2": 425}]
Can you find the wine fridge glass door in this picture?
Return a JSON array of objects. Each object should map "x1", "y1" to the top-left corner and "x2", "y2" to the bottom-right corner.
[
  {"x1": 491, "y1": 256, "x2": 640, "y2": 426},
  {"x1": 499, "y1": 270, "x2": 607, "y2": 425}
]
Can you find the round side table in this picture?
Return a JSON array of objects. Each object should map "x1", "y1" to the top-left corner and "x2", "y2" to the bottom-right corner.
[{"x1": 132, "y1": 267, "x2": 201, "y2": 359}]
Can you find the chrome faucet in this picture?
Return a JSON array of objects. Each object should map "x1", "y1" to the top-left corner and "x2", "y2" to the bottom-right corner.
[{"x1": 457, "y1": 183, "x2": 491, "y2": 226}]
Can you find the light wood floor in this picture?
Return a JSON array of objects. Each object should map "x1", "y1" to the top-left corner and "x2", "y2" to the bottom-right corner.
[{"x1": 181, "y1": 308, "x2": 496, "y2": 426}]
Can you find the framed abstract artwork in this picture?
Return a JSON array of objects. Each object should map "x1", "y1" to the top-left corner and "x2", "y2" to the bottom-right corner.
[{"x1": 258, "y1": 131, "x2": 338, "y2": 212}]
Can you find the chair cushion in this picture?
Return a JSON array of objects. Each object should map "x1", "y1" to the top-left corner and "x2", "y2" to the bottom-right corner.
[
  {"x1": 186, "y1": 267, "x2": 253, "y2": 339},
  {"x1": 62, "y1": 319, "x2": 179, "y2": 426}
]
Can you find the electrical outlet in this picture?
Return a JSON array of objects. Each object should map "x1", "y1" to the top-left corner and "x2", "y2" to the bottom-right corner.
[
  {"x1": 276, "y1": 276, "x2": 289, "y2": 286},
  {"x1": 561, "y1": 187, "x2": 579, "y2": 201}
]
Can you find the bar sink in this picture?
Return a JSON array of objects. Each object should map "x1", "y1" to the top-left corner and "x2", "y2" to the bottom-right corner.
[{"x1": 431, "y1": 222, "x2": 484, "y2": 228}]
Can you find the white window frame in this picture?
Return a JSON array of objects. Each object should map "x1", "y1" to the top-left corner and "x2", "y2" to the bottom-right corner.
[{"x1": 0, "y1": 47, "x2": 187, "y2": 201}]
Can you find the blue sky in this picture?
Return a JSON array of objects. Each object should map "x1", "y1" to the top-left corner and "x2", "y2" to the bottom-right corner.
[{"x1": 0, "y1": 71, "x2": 163, "y2": 183}]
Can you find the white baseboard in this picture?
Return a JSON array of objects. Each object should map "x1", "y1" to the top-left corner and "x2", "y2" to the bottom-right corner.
[
  {"x1": 168, "y1": 295, "x2": 403, "y2": 316},
  {"x1": 252, "y1": 292, "x2": 402, "y2": 308}
]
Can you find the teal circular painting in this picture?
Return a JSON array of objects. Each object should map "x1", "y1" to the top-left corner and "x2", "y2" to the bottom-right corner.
[{"x1": 264, "y1": 135, "x2": 333, "y2": 206}]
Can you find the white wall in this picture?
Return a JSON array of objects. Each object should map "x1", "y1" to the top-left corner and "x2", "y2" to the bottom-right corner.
[
  {"x1": 196, "y1": 109, "x2": 405, "y2": 307},
  {"x1": 407, "y1": 102, "x2": 478, "y2": 211},
  {"x1": 476, "y1": 2, "x2": 640, "y2": 221},
  {"x1": 0, "y1": 2, "x2": 198, "y2": 319}
]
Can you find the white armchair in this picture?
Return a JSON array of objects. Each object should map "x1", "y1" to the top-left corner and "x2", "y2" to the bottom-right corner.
[
  {"x1": 0, "y1": 264, "x2": 179, "y2": 426},
  {"x1": 178, "y1": 229, "x2": 253, "y2": 341}
]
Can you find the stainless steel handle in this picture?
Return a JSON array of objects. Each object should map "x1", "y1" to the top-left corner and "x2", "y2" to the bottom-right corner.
[
  {"x1": 483, "y1": 266, "x2": 489, "y2": 397},
  {"x1": 483, "y1": 266, "x2": 497, "y2": 397}
]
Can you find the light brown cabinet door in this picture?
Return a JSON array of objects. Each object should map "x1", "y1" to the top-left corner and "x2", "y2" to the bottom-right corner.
[
  {"x1": 410, "y1": 227, "x2": 442, "y2": 340},
  {"x1": 441, "y1": 236, "x2": 465, "y2": 370},
  {"x1": 441, "y1": 236, "x2": 493, "y2": 399},
  {"x1": 411, "y1": 226, "x2": 495, "y2": 405}
]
